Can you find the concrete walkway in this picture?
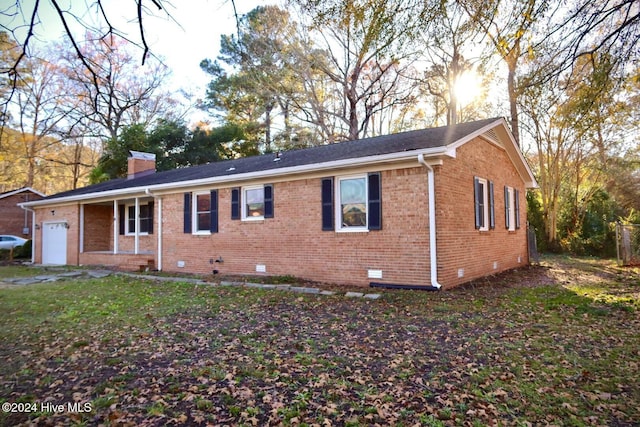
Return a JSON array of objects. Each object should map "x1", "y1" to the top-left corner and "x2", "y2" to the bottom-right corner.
[{"x1": 0, "y1": 269, "x2": 382, "y2": 300}]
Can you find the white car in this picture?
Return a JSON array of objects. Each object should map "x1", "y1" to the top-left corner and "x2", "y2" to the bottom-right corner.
[{"x1": 0, "y1": 235, "x2": 28, "y2": 250}]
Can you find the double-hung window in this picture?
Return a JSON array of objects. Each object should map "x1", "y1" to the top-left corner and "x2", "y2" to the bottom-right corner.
[
  {"x1": 194, "y1": 192, "x2": 211, "y2": 233},
  {"x1": 125, "y1": 203, "x2": 153, "y2": 235},
  {"x1": 474, "y1": 177, "x2": 494, "y2": 231},
  {"x1": 337, "y1": 175, "x2": 368, "y2": 230},
  {"x1": 244, "y1": 186, "x2": 265, "y2": 220},
  {"x1": 504, "y1": 186, "x2": 520, "y2": 231}
]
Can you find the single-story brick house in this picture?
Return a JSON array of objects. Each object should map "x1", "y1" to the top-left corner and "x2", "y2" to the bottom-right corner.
[
  {"x1": 20, "y1": 117, "x2": 537, "y2": 289},
  {"x1": 0, "y1": 187, "x2": 45, "y2": 236}
]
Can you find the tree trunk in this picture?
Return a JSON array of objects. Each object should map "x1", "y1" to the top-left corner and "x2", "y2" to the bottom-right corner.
[
  {"x1": 507, "y1": 58, "x2": 520, "y2": 146},
  {"x1": 348, "y1": 66, "x2": 361, "y2": 141},
  {"x1": 264, "y1": 102, "x2": 273, "y2": 152}
]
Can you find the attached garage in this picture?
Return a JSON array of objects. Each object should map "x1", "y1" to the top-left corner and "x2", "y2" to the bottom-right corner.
[{"x1": 42, "y1": 221, "x2": 67, "y2": 265}]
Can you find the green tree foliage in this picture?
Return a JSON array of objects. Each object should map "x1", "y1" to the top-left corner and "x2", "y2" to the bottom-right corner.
[
  {"x1": 557, "y1": 188, "x2": 620, "y2": 257},
  {"x1": 201, "y1": 6, "x2": 302, "y2": 152},
  {"x1": 89, "y1": 120, "x2": 248, "y2": 183},
  {"x1": 90, "y1": 124, "x2": 152, "y2": 183}
]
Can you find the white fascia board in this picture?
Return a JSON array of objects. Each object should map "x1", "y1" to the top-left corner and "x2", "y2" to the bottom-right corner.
[{"x1": 20, "y1": 146, "x2": 453, "y2": 208}]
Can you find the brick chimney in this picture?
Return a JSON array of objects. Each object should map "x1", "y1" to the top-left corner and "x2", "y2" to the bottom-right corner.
[{"x1": 127, "y1": 151, "x2": 156, "y2": 179}]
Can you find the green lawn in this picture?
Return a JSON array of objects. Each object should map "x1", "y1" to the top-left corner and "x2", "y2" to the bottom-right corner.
[{"x1": 0, "y1": 256, "x2": 638, "y2": 426}]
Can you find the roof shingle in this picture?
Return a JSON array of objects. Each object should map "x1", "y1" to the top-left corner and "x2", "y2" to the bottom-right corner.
[{"x1": 43, "y1": 118, "x2": 501, "y2": 200}]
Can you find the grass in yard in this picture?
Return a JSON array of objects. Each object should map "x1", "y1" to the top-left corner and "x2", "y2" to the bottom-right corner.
[
  {"x1": 0, "y1": 256, "x2": 639, "y2": 426},
  {"x1": 0, "y1": 265, "x2": 48, "y2": 280}
]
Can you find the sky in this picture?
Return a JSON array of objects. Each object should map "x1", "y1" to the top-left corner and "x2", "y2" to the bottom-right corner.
[
  {"x1": 3, "y1": 1, "x2": 500, "y2": 129},
  {"x1": 3, "y1": 0, "x2": 272, "y2": 124}
]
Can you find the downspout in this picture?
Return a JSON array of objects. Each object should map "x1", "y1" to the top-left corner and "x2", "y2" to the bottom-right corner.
[
  {"x1": 20, "y1": 205, "x2": 36, "y2": 264},
  {"x1": 113, "y1": 200, "x2": 119, "y2": 254},
  {"x1": 145, "y1": 188, "x2": 161, "y2": 271},
  {"x1": 418, "y1": 154, "x2": 443, "y2": 289}
]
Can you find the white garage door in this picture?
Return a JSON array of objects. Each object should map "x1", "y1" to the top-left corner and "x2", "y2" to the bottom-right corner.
[{"x1": 42, "y1": 222, "x2": 67, "y2": 265}]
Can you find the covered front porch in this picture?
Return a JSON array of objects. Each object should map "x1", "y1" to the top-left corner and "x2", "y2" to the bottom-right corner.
[{"x1": 80, "y1": 196, "x2": 159, "y2": 271}]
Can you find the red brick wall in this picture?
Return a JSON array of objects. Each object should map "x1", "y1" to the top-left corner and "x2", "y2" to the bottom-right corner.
[
  {"x1": 83, "y1": 205, "x2": 111, "y2": 252},
  {"x1": 80, "y1": 252, "x2": 155, "y2": 271},
  {"x1": 434, "y1": 137, "x2": 528, "y2": 287},
  {"x1": 161, "y1": 168, "x2": 432, "y2": 286},
  {"x1": 0, "y1": 190, "x2": 43, "y2": 237}
]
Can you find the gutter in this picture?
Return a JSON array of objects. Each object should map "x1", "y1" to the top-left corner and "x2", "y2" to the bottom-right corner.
[
  {"x1": 19, "y1": 205, "x2": 36, "y2": 264},
  {"x1": 20, "y1": 146, "x2": 454, "y2": 208},
  {"x1": 417, "y1": 153, "x2": 443, "y2": 290}
]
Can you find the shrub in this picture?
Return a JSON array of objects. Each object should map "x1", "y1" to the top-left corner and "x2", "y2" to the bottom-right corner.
[{"x1": 14, "y1": 240, "x2": 32, "y2": 259}]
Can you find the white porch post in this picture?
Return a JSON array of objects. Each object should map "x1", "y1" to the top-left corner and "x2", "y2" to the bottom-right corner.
[
  {"x1": 157, "y1": 197, "x2": 162, "y2": 271},
  {"x1": 79, "y1": 204, "x2": 84, "y2": 253},
  {"x1": 134, "y1": 197, "x2": 140, "y2": 255},
  {"x1": 30, "y1": 210, "x2": 36, "y2": 264},
  {"x1": 113, "y1": 200, "x2": 119, "y2": 254}
]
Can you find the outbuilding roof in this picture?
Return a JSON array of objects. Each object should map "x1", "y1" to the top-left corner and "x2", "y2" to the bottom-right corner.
[
  {"x1": 23, "y1": 117, "x2": 537, "y2": 206},
  {"x1": 0, "y1": 187, "x2": 46, "y2": 199}
]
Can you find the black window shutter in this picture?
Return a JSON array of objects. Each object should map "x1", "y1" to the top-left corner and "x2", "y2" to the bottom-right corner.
[
  {"x1": 184, "y1": 192, "x2": 192, "y2": 233},
  {"x1": 321, "y1": 178, "x2": 334, "y2": 231},
  {"x1": 473, "y1": 177, "x2": 481, "y2": 229},
  {"x1": 231, "y1": 187, "x2": 240, "y2": 220},
  {"x1": 368, "y1": 172, "x2": 382, "y2": 230},
  {"x1": 515, "y1": 189, "x2": 521, "y2": 229},
  {"x1": 489, "y1": 181, "x2": 495, "y2": 230},
  {"x1": 504, "y1": 186, "x2": 510, "y2": 229},
  {"x1": 210, "y1": 190, "x2": 218, "y2": 233},
  {"x1": 264, "y1": 184, "x2": 274, "y2": 218},
  {"x1": 148, "y1": 201, "x2": 154, "y2": 234},
  {"x1": 118, "y1": 204, "x2": 125, "y2": 235}
]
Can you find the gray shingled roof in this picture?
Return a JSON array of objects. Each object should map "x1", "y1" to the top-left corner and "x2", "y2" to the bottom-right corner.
[{"x1": 43, "y1": 118, "x2": 501, "y2": 201}]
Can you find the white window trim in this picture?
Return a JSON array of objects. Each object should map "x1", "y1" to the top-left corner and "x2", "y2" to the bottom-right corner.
[
  {"x1": 506, "y1": 186, "x2": 516, "y2": 231},
  {"x1": 477, "y1": 178, "x2": 489, "y2": 232},
  {"x1": 125, "y1": 203, "x2": 150, "y2": 236},
  {"x1": 242, "y1": 185, "x2": 265, "y2": 221},
  {"x1": 192, "y1": 191, "x2": 212, "y2": 235},
  {"x1": 335, "y1": 174, "x2": 369, "y2": 233}
]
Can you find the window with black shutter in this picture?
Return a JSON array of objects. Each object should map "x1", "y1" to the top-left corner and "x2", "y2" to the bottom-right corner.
[
  {"x1": 118, "y1": 205, "x2": 125, "y2": 235},
  {"x1": 474, "y1": 177, "x2": 493, "y2": 231},
  {"x1": 324, "y1": 173, "x2": 383, "y2": 232},
  {"x1": 368, "y1": 172, "x2": 382, "y2": 230},
  {"x1": 210, "y1": 189, "x2": 218, "y2": 233},
  {"x1": 235, "y1": 185, "x2": 274, "y2": 220},
  {"x1": 264, "y1": 184, "x2": 274, "y2": 218},
  {"x1": 231, "y1": 188, "x2": 240, "y2": 220},
  {"x1": 321, "y1": 177, "x2": 334, "y2": 231},
  {"x1": 505, "y1": 186, "x2": 516, "y2": 231},
  {"x1": 184, "y1": 192, "x2": 192, "y2": 233},
  {"x1": 514, "y1": 189, "x2": 520, "y2": 229}
]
